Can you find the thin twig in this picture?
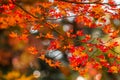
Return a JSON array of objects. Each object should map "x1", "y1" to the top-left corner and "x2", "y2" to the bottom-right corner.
[
  {"x1": 46, "y1": 22, "x2": 62, "y2": 35},
  {"x1": 110, "y1": 48, "x2": 120, "y2": 55}
]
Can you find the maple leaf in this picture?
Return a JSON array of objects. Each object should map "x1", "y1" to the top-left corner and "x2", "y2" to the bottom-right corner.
[
  {"x1": 48, "y1": 40, "x2": 60, "y2": 50},
  {"x1": 76, "y1": 30, "x2": 84, "y2": 36},
  {"x1": 93, "y1": 62, "x2": 102, "y2": 70},
  {"x1": 39, "y1": 55, "x2": 45, "y2": 60},
  {"x1": 4, "y1": 71, "x2": 20, "y2": 80},
  {"x1": 45, "y1": 33, "x2": 54, "y2": 39},
  {"x1": 108, "y1": 66, "x2": 118, "y2": 73},
  {"x1": 110, "y1": 30, "x2": 119, "y2": 39},
  {"x1": 102, "y1": 25, "x2": 112, "y2": 34},
  {"x1": 54, "y1": 61, "x2": 60, "y2": 67},
  {"x1": 27, "y1": 46, "x2": 38, "y2": 55},
  {"x1": 17, "y1": 75, "x2": 34, "y2": 80},
  {"x1": 107, "y1": 53, "x2": 115, "y2": 58},
  {"x1": 19, "y1": 34, "x2": 28, "y2": 43},
  {"x1": 9, "y1": 32, "x2": 18, "y2": 38}
]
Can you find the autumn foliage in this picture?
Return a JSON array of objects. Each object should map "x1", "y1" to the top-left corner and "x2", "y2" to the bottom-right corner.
[{"x1": 1, "y1": 0, "x2": 120, "y2": 79}]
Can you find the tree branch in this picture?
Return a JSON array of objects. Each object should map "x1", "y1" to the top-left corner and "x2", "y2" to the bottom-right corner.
[
  {"x1": 11, "y1": 0, "x2": 120, "y2": 22},
  {"x1": 60, "y1": 0, "x2": 120, "y2": 6},
  {"x1": 110, "y1": 48, "x2": 120, "y2": 55},
  {"x1": 60, "y1": 0, "x2": 100, "y2": 4},
  {"x1": 46, "y1": 15, "x2": 77, "y2": 20},
  {"x1": 46, "y1": 22, "x2": 62, "y2": 35},
  {"x1": 11, "y1": 0, "x2": 39, "y2": 19}
]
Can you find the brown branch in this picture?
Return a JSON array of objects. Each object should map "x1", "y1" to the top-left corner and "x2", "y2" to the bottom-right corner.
[
  {"x1": 60, "y1": 0, "x2": 120, "y2": 6},
  {"x1": 60, "y1": 0, "x2": 100, "y2": 4},
  {"x1": 110, "y1": 48, "x2": 120, "y2": 55},
  {"x1": 46, "y1": 22, "x2": 62, "y2": 35},
  {"x1": 11, "y1": 2, "x2": 63, "y2": 36},
  {"x1": 89, "y1": 49, "x2": 98, "y2": 60},
  {"x1": 46, "y1": 15, "x2": 77, "y2": 20},
  {"x1": 97, "y1": 3, "x2": 120, "y2": 6}
]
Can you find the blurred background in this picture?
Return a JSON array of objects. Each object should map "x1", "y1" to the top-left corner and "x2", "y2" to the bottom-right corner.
[{"x1": 0, "y1": 0, "x2": 120, "y2": 80}]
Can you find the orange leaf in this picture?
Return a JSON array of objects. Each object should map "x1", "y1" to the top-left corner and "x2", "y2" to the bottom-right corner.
[
  {"x1": 9, "y1": 32, "x2": 18, "y2": 38},
  {"x1": 45, "y1": 33, "x2": 54, "y2": 39},
  {"x1": 27, "y1": 46, "x2": 38, "y2": 55}
]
